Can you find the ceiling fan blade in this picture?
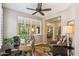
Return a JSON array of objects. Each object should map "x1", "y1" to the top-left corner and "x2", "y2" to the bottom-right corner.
[
  {"x1": 38, "y1": 3, "x2": 42, "y2": 9},
  {"x1": 32, "y1": 12, "x2": 37, "y2": 15},
  {"x1": 39, "y1": 11, "x2": 44, "y2": 16},
  {"x1": 27, "y1": 8, "x2": 36, "y2": 11},
  {"x1": 41, "y1": 8, "x2": 51, "y2": 11}
]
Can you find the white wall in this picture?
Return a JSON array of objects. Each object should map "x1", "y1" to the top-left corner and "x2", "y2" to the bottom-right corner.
[
  {"x1": 0, "y1": 3, "x2": 3, "y2": 48},
  {"x1": 74, "y1": 4, "x2": 79, "y2": 56},
  {"x1": 3, "y1": 8, "x2": 18, "y2": 38}
]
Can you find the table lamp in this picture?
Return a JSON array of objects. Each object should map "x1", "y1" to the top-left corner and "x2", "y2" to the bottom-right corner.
[{"x1": 62, "y1": 26, "x2": 74, "y2": 56}]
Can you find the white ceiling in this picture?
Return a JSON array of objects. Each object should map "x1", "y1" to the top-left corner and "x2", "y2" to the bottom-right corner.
[{"x1": 3, "y1": 3, "x2": 71, "y2": 18}]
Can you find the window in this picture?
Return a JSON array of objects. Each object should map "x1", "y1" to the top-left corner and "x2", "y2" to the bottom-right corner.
[
  {"x1": 18, "y1": 16, "x2": 42, "y2": 44},
  {"x1": 19, "y1": 23, "x2": 26, "y2": 39}
]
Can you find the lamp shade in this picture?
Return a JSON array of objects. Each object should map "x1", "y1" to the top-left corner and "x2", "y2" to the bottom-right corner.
[
  {"x1": 32, "y1": 28, "x2": 35, "y2": 32},
  {"x1": 62, "y1": 26, "x2": 74, "y2": 34}
]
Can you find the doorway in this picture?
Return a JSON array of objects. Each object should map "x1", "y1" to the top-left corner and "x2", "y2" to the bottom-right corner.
[{"x1": 45, "y1": 16, "x2": 61, "y2": 44}]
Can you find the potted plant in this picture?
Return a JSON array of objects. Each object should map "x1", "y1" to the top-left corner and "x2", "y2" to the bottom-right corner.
[{"x1": 2, "y1": 38, "x2": 13, "y2": 51}]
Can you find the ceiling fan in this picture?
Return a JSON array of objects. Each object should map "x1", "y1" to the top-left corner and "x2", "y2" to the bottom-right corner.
[{"x1": 26, "y1": 3, "x2": 51, "y2": 16}]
